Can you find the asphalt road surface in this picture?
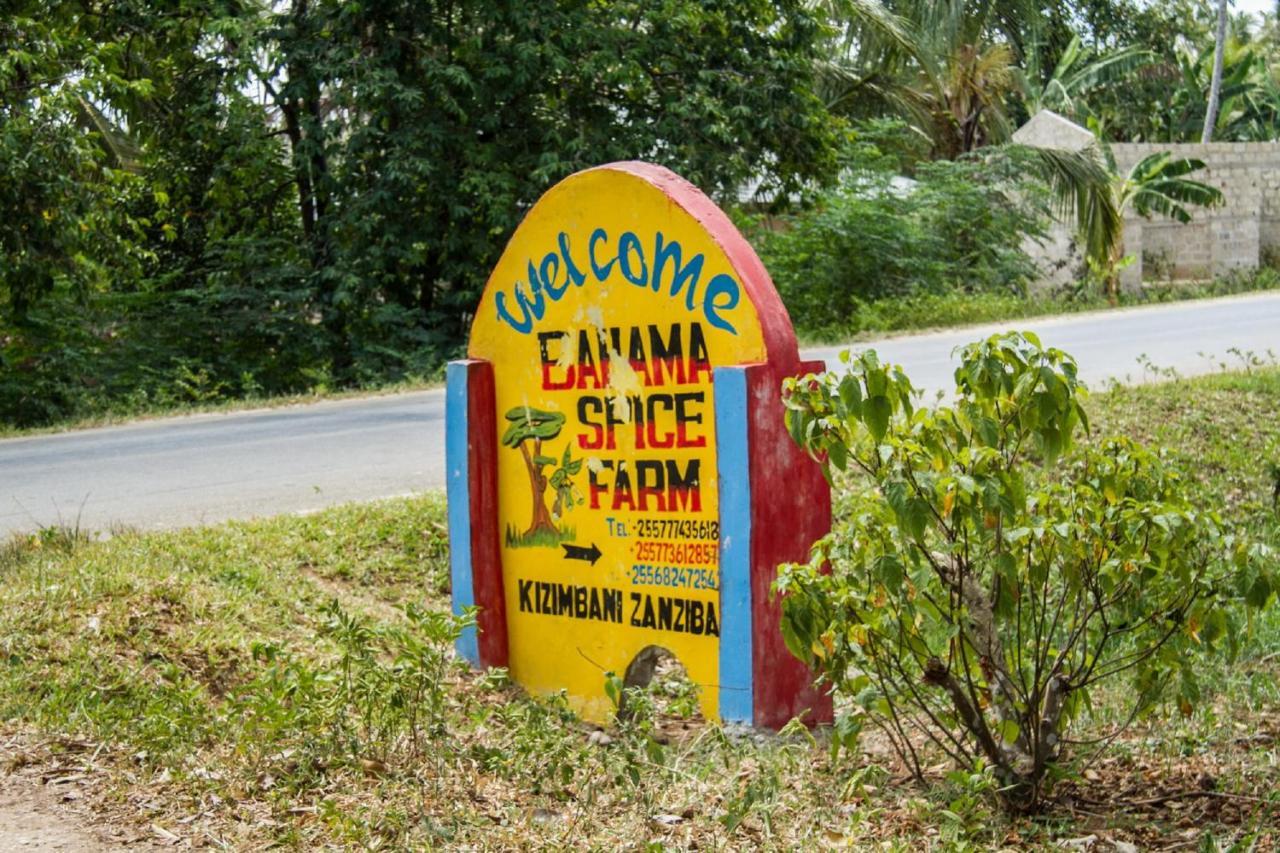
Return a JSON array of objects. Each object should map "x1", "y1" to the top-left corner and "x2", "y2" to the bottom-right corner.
[{"x1": 4, "y1": 291, "x2": 1279, "y2": 538}]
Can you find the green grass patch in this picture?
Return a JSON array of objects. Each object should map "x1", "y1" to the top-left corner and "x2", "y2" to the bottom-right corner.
[
  {"x1": 796, "y1": 268, "x2": 1280, "y2": 345},
  {"x1": 504, "y1": 522, "x2": 575, "y2": 549},
  {"x1": 0, "y1": 374, "x2": 1277, "y2": 847}
]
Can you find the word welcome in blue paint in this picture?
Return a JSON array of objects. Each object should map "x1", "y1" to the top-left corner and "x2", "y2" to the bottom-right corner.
[{"x1": 494, "y1": 229, "x2": 742, "y2": 335}]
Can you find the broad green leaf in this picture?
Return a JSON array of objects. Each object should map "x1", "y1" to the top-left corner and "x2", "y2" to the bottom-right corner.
[
  {"x1": 999, "y1": 719, "x2": 1020, "y2": 744},
  {"x1": 865, "y1": 395, "x2": 891, "y2": 442}
]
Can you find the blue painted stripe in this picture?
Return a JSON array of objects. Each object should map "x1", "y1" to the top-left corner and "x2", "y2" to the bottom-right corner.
[
  {"x1": 446, "y1": 361, "x2": 480, "y2": 666},
  {"x1": 715, "y1": 367, "x2": 753, "y2": 724}
]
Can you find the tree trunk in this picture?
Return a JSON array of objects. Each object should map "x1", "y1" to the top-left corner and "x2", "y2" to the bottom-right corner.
[
  {"x1": 1202, "y1": 0, "x2": 1229, "y2": 143},
  {"x1": 276, "y1": 0, "x2": 351, "y2": 379},
  {"x1": 518, "y1": 440, "x2": 557, "y2": 538}
]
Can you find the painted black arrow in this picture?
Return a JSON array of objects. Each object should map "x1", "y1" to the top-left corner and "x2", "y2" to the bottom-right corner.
[{"x1": 562, "y1": 542, "x2": 603, "y2": 565}]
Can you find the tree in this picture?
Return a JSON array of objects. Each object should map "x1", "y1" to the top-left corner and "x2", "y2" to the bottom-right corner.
[
  {"x1": 253, "y1": 0, "x2": 840, "y2": 378},
  {"x1": 816, "y1": 0, "x2": 1022, "y2": 158},
  {"x1": 1073, "y1": 0, "x2": 1280, "y2": 143},
  {"x1": 1100, "y1": 149, "x2": 1224, "y2": 299},
  {"x1": 2, "y1": 0, "x2": 839, "y2": 426},
  {"x1": 1173, "y1": 30, "x2": 1278, "y2": 143},
  {"x1": 0, "y1": 7, "x2": 143, "y2": 322},
  {"x1": 777, "y1": 332, "x2": 1274, "y2": 812},
  {"x1": 1204, "y1": 0, "x2": 1231, "y2": 141},
  {"x1": 502, "y1": 407, "x2": 569, "y2": 539}
]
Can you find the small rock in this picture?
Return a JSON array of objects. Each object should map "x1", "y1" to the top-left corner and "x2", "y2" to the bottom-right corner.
[{"x1": 587, "y1": 730, "x2": 613, "y2": 746}]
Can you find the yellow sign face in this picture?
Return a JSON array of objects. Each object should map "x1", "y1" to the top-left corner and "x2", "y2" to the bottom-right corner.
[{"x1": 468, "y1": 165, "x2": 767, "y2": 721}]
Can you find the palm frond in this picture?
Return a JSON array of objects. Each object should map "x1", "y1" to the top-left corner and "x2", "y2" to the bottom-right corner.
[
  {"x1": 999, "y1": 143, "x2": 1121, "y2": 271},
  {"x1": 73, "y1": 97, "x2": 143, "y2": 173},
  {"x1": 819, "y1": 0, "x2": 925, "y2": 70},
  {"x1": 1059, "y1": 46, "x2": 1154, "y2": 96}
]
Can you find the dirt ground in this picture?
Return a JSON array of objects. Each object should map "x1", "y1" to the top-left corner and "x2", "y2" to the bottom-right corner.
[
  {"x1": 0, "y1": 734, "x2": 159, "y2": 851},
  {"x1": 0, "y1": 779, "x2": 117, "y2": 851}
]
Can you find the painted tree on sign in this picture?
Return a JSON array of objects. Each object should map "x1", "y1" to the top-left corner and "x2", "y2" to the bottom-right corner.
[{"x1": 502, "y1": 407, "x2": 568, "y2": 538}]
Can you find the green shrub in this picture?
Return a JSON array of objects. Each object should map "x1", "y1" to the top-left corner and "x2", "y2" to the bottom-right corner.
[
  {"x1": 0, "y1": 279, "x2": 327, "y2": 427},
  {"x1": 777, "y1": 332, "x2": 1275, "y2": 812},
  {"x1": 752, "y1": 129, "x2": 1049, "y2": 337}
]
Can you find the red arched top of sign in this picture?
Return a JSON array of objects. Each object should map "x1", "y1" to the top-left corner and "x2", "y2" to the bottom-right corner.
[{"x1": 590, "y1": 161, "x2": 802, "y2": 370}]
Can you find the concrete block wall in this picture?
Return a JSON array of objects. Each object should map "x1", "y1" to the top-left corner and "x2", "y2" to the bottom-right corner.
[
  {"x1": 1110, "y1": 141, "x2": 1280, "y2": 282},
  {"x1": 1023, "y1": 134, "x2": 1280, "y2": 289}
]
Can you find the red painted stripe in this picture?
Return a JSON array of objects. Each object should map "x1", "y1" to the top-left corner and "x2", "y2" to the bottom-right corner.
[
  {"x1": 746, "y1": 360, "x2": 833, "y2": 729},
  {"x1": 466, "y1": 360, "x2": 509, "y2": 668}
]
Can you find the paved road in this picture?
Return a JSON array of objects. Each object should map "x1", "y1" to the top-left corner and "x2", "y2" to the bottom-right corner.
[{"x1": 3, "y1": 292, "x2": 1279, "y2": 538}]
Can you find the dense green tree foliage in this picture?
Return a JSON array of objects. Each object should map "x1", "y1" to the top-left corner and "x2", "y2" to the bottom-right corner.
[
  {"x1": 3, "y1": 0, "x2": 1277, "y2": 425},
  {"x1": 819, "y1": 0, "x2": 1280, "y2": 145},
  {"x1": 1, "y1": 0, "x2": 837, "y2": 425}
]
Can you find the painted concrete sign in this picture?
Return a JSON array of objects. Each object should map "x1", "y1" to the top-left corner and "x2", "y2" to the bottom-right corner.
[{"x1": 447, "y1": 162, "x2": 831, "y2": 728}]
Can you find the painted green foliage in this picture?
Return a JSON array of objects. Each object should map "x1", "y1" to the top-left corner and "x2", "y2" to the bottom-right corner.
[{"x1": 777, "y1": 332, "x2": 1275, "y2": 812}]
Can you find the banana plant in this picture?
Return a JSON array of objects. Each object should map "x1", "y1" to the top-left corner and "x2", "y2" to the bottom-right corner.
[
  {"x1": 1015, "y1": 34, "x2": 1153, "y2": 127},
  {"x1": 1100, "y1": 149, "x2": 1224, "y2": 300}
]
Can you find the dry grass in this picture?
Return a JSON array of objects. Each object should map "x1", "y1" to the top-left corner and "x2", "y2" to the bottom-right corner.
[{"x1": 0, "y1": 371, "x2": 1277, "y2": 849}]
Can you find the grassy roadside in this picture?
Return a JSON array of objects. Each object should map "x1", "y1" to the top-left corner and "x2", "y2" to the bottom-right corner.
[
  {"x1": 0, "y1": 370, "x2": 1277, "y2": 848},
  {"x1": 7, "y1": 270, "x2": 1278, "y2": 440},
  {"x1": 793, "y1": 269, "x2": 1280, "y2": 346}
]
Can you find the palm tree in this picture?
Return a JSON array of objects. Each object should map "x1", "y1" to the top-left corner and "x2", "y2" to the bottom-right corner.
[
  {"x1": 1203, "y1": 0, "x2": 1230, "y2": 142},
  {"x1": 815, "y1": 0, "x2": 1022, "y2": 158}
]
